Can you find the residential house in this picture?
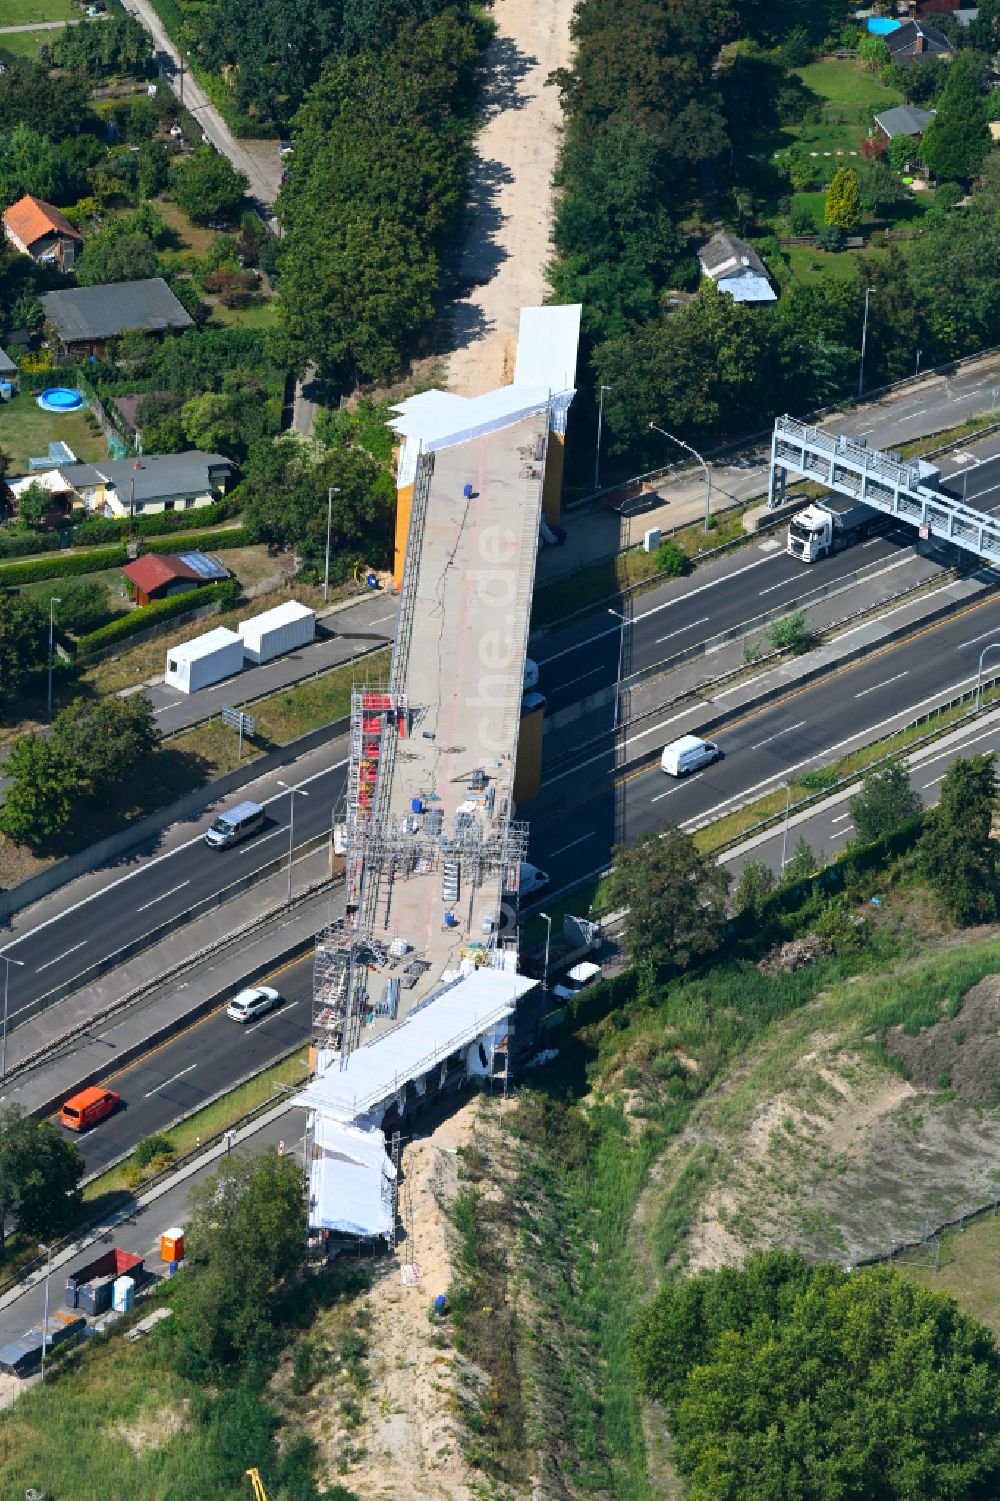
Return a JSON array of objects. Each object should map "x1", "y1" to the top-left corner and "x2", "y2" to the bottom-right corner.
[
  {"x1": 40, "y1": 278, "x2": 193, "y2": 358},
  {"x1": 0, "y1": 347, "x2": 17, "y2": 395},
  {"x1": 697, "y1": 230, "x2": 776, "y2": 304},
  {"x1": 884, "y1": 18, "x2": 953, "y2": 60},
  {"x1": 121, "y1": 550, "x2": 230, "y2": 609},
  {"x1": 874, "y1": 104, "x2": 936, "y2": 139},
  {"x1": 2, "y1": 195, "x2": 82, "y2": 271},
  {"x1": 5, "y1": 451, "x2": 234, "y2": 520}
]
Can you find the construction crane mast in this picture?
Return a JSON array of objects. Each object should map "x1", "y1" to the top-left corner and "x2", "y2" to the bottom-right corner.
[{"x1": 246, "y1": 1468, "x2": 269, "y2": 1501}]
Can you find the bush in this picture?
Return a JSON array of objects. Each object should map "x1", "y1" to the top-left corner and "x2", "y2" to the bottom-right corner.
[
  {"x1": 71, "y1": 499, "x2": 238, "y2": 546},
  {"x1": 144, "y1": 526, "x2": 249, "y2": 553},
  {"x1": 0, "y1": 545, "x2": 127, "y2": 586},
  {"x1": 769, "y1": 611, "x2": 813, "y2": 655},
  {"x1": 0, "y1": 530, "x2": 61, "y2": 560},
  {"x1": 654, "y1": 540, "x2": 689, "y2": 577},
  {"x1": 789, "y1": 203, "x2": 815, "y2": 236},
  {"x1": 815, "y1": 223, "x2": 846, "y2": 252},
  {"x1": 132, "y1": 1132, "x2": 175, "y2": 1170},
  {"x1": 75, "y1": 578, "x2": 240, "y2": 656},
  {"x1": 38, "y1": 578, "x2": 111, "y2": 635}
]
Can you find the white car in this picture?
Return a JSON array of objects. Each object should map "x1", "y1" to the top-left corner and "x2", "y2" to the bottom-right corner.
[
  {"x1": 169, "y1": 124, "x2": 183, "y2": 138},
  {"x1": 226, "y1": 985, "x2": 281, "y2": 1023}
]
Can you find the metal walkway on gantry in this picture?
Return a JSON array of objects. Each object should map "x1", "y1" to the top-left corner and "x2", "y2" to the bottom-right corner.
[{"x1": 769, "y1": 414, "x2": 1000, "y2": 566}]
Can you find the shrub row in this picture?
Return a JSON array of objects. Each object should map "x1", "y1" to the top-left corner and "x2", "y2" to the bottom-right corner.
[
  {"x1": 70, "y1": 500, "x2": 237, "y2": 547},
  {"x1": 144, "y1": 527, "x2": 249, "y2": 554},
  {"x1": 0, "y1": 546, "x2": 127, "y2": 586},
  {"x1": 76, "y1": 578, "x2": 241, "y2": 656},
  {"x1": 0, "y1": 531, "x2": 62, "y2": 560}
]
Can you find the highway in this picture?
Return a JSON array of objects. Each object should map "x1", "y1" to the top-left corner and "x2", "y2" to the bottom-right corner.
[
  {"x1": 4, "y1": 437, "x2": 1000, "y2": 1056},
  {"x1": 66, "y1": 950, "x2": 315, "y2": 1175},
  {"x1": 529, "y1": 590, "x2": 1000, "y2": 894},
  {"x1": 1, "y1": 751, "x2": 349, "y2": 1024}
]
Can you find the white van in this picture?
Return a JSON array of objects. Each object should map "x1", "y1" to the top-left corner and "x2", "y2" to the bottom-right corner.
[
  {"x1": 553, "y1": 961, "x2": 603, "y2": 1003},
  {"x1": 660, "y1": 735, "x2": 720, "y2": 778},
  {"x1": 205, "y1": 800, "x2": 266, "y2": 848}
]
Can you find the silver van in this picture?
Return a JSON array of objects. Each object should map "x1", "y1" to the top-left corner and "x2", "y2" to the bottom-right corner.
[
  {"x1": 204, "y1": 800, "x2": 265, "y2": 849},
  {"x1": 660, "y1": 735, "x2": 720, "y2": 778}
]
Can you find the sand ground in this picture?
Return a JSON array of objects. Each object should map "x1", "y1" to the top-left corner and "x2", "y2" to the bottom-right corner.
[{"x1": 445, "y1": 0, "x2": 574, "y2": 396}]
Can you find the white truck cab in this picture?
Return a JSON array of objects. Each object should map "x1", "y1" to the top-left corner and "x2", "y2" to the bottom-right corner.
[{"x1": 660, "y1": 735, "x2": 720, "y2": 777}]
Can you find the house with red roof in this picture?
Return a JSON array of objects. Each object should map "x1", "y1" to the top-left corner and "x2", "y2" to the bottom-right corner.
[
  {"x1": 121, "y1": 550, "x2": 230, "y2": 609},
  {"x1": 2, "y1": 195, "x2": 83, "y2": 271}
]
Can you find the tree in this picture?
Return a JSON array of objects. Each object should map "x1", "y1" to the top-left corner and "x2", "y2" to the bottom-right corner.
[
  {"x1": 887, "y1": 134, "x2": 917, "y2": 174},
  {"x1": 171, "y1": 147, "x2": 248, "y2": 225},
  {"x1": 180, "y1": 392, "x2": 243, "y2": 455},
  {"x1": 0, "y1": 734, "x2": 75, "y2": 845},
  {"x1": 76, "y1": 228, "x2": 158, "y2": 286},
  {"x1": 0, "y1": 1106, "x2": 83, "y2": 1247},
  {"x1": 15, "y1": 481, "x2": 52, "y2": 529},
  {"x1": 919, "y1": 753, "x2": 999, "y2": 923},
  {"x1": 138, "y1": 141, "x2": 170, "y2": 199},
  {"x1": 856, "y1": 35, "x2": 891, "y2": 74},
  {"x1": 633, "y1": 1250, "x2": 1000, "y2": 1499},
  {"x1": 921, "y1": 54, "x2": 990, "y2": 182},
  {"x1": 606, "y1": 827, "x2": 730, "y2": 977},
  {"x1": 781, "y1": 836, "x2": 818, "y2": 883},
  {"x1": 968, "y1": 0, "x2": 1000, "y2": 52},
  {"x1": 825, "y1": 166, "x2": 862, "y2": 231},
  {"x1": 51, "y1": 692, "x2": 158, "y2": 794},
  {"x1": 858, "y1": 158, "x2": 907, "y2": 217},
  {"x1": 172, "y1": 1150, "x2": 307, "y2": 1375},
  {"x1": 769, "y1": 610, "x2": 813, "y2": 654},
  {"x1": 37, "y1": 578, "x2": 109, "y2": 636},
  {"x1": 0, "y1": 594, "x2": 45, "y2": 699},
  {"x1": 8, "y1": 290, "x2": 42, "y2": 337},
  {"x1": 849, "y1": 761, "x2": 921, "y2": 844},
  {"x1": 734, "y1": 858, "x2": 775, "y2": 917}
]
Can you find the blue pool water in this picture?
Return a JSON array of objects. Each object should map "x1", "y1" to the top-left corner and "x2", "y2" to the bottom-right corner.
[
  {"x1": 867, "y1": 17, "x2": 902, "y2": 33},
  {"x1": 36, "y1": 388, "x2": 85, "y2": 412}
]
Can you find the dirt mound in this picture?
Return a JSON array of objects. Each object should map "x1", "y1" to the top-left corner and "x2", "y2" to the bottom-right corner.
[
  {"x1": 757, "y1": 933, "x2": 831, "y2": 976},
  {"x1": 886, "y1": 975, "x2": 1000, "y2": 1102}
]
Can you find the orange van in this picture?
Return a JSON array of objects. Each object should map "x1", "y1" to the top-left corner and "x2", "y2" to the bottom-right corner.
[{"x1": 60, "y1": 1087, "x2": 120, "y2": 1132}]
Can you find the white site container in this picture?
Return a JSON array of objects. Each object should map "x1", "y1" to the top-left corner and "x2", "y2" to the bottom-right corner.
[
  {"x1": 238, "y1": 600, "x2": 316, "y2": 665},
  {"x1": 164, "y1": 626, "x2": 244, "y2": 694}
]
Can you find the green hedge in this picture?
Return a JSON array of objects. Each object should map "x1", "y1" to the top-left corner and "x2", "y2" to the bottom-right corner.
[
  {"x1": 0, "y1": 532, "x2": 62, "y2": 560},
  {"x1": 76, "y1": 579, "x2": 241, "y2": 656},
  {"x1": 0, "y1": 546, "x2": 127, "y2": 586},
  {"x1": 71, "y1": 500, "x2": 237, "y2": 547},
  {"x1": 144, "y1": 527, "x2": 249, "y2": 553}
]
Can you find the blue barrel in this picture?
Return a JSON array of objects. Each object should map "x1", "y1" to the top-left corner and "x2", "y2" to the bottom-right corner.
[
  {"x1": 434, "y1": 1294, "x2": 448, "y2": 1315},
  {"x1": 444, "y1": 911, "x2": 457, "y2": 928},
  {"x1": 411, "y1": 798, "x2": 423, "y2": 814}
]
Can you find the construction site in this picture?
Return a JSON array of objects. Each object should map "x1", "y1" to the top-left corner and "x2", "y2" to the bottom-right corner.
[{"x1": 295, "y1": 304, "x2": 582, "y2": 1248}]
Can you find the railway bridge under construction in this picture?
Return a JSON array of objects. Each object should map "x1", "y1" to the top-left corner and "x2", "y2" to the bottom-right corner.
[{"x1": 296, "y1": 304, "x2": 582, "y2": 1240}]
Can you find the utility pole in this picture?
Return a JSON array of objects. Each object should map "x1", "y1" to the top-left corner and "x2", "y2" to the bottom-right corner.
[
  {"x1": 858, "y1": 284, "x2": 875, "y2": 400},
  {"x1": 324, "y1": 486, "x2": 340, "y2": 604},
  {"x1": 47, "y1": 595, "x2": 61, "y2": 721},
  {"x1": 594, "y1": 384, "x2": 611, "y2": 492}
]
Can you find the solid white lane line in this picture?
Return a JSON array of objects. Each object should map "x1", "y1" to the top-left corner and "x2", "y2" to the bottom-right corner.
[
  {"x1": 35, "y1": 940, "x2": 87, "y2": 973},
  {"x1": 558, "y1": 668, "x2": 605, "y2": 691},
  {"x1": 655, "y1": 615, "x2": 710, "y2": 644},
  {"x1": 246, "y1": 1000, "x2": 298, "y2": 1033},
  {"x1": 549, "y1": 833, "x2": 595, "y2": 857},
  {"x1": 854, "y1": 669, "x2": 909, "y2": 699},
  {"x1": 136, "y1": 880, "x2": 191, "y2": 915},
  {"x1": 914, "y1": 724, "x2": 1000, "y2": 772},
  {"x1": 748, "y1": 719, "x2": 807, "y2": 752},
  {"x1": 956, "y1": 626, "x2": 1000, "y2": 650},
  {"x1": 144, "y1": 1063, "x2": 197, "y2": 1098}
]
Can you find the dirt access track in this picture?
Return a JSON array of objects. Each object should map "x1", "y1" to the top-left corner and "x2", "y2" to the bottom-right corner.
[{"x1": 445, "y1": 0, "x2": 574, "y2": 396}]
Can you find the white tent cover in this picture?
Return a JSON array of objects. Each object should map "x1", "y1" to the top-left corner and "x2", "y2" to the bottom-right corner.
[{"x1": 309, "y1": 1118, "x2": 396, "y2": 1237}]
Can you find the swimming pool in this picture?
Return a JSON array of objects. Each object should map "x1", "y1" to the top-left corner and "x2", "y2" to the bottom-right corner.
[
  {"x1": 867, "y1": 17, "x2": 902, "y2": 33},
  {"x1": 36, "y1": 388, "x2": 85, "y2": 413}
]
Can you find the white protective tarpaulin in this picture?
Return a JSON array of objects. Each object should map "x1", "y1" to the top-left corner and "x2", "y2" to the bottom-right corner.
[{"x1": 308, "y1": 1118, "x2": 396, "y2": 1238}]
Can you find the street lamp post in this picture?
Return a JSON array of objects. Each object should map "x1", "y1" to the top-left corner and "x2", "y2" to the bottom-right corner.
[
  {"x1": 858, "y1": 284, "x2": 875, "y2": 400},
  {"x1": 0, "y1": 952, "x2": 25, "y2": 1079},
  {"x1": 594, "y1": 384, "x2": 611, "y2": 492},
  {"x1": 649, "y1": 422, "x2": 712, "y2": 532},
  {"x1": 915, "y1": 348, "x2": 922, "y2": 377},
  {"x1": 323, "y1": 486, "x2": 341, "y2": 604},
  {"x1": 975, "y1": 643, "x2": 1000, "y2": 711},
  {"x1": 608, "y1": 607, "x2": 625, "y2": 731},
  {"x1": 47, "y1": 595, "x2": 61, "y2": 721},
  {"x1": 38, "y1": 1242, "x2": 52, "y2": 1381},
  {"x1": 779, "y1": 780, "x2": 792, "y2": 873},
  {"x1": 540, "y1": 911, "x2": 552, "y2": 994},
  {"x1": 276, "y1": 781, "x2": 309, "y2": 903},
  {"x1": 992, "y1": 388, "x2": 999, "y2": 416}
]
